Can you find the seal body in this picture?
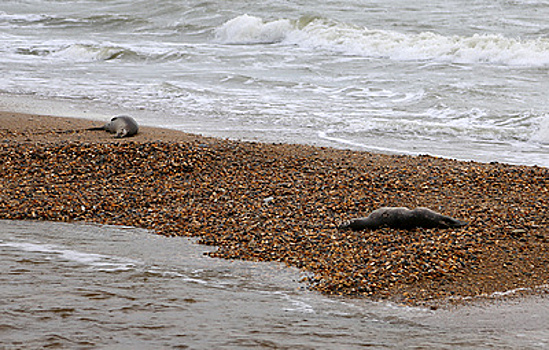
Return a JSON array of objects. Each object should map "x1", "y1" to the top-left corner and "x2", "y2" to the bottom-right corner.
[
  {"x1": 339, "y1": 207, "x2": 467, "y2": 231},
  {"x1": 88, "y1": 115, "x2": 139, "y2": 138}
]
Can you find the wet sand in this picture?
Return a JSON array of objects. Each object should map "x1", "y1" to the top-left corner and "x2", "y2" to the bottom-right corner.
[{"x1": 1, "y1": 111, "x2": 548, "y2": 306}]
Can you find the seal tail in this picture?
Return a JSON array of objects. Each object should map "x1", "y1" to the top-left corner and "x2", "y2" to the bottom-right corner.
[{"x1": 86, "y1": 126, "x2": 106, "y2": 131}]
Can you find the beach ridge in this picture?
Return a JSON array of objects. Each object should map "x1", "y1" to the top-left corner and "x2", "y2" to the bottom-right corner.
[{"x1": 1, "y1": 111, "x2": 548, "y2": 306}]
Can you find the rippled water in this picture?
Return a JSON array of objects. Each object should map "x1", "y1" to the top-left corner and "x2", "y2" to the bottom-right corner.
[
  {"x1": 1, "y1": 220, "x2": 549, "y2": 349},
  {"x1": 1, "y1": 0, "x2": 549, "y2": 166}
]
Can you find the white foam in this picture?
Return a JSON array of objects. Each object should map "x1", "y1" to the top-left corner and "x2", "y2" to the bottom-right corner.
[
  {"x1": 0, "y1": 241, "x2": 137, "y2": 271},
  {"x1": 0, "y1": 11, "x2": 52, "y2": 23},
  {"x1": 318, "y1": 130, "x2": 417, "y2": 155},
  {"x1": 52, "y1": 43, "x2": 128, "y2": 62},
  {"x1": 214, "y1": 14, "x2": 293, "y2": 44},
  {"x1": 490, "y1": 287, "x2": 530, "y2": 297},
  {"x1": 532, "y1": 115, "x2": 549, "y2": 144},
  {"x1": 290, "y1": 19, "x2": 549, "y2": 66},
  {"x1": 282, "y1": 295, "x2": 316, "y2": 314},
  {"x1": 217, "y1": 15, "x2": 549, "y2": 66}
]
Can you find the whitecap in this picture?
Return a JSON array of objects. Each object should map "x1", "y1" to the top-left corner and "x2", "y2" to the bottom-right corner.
[
  {"x1": 52, "y1": 43, "x2": 132, "y2": 62},
  {"x1": 214, "y1": 14, "x2": 293, "y2": 44},
  {"x1": 281, "y1": 16, "x2": 549, "y2": 66},
  {"x1": 215, "y1": 15, "x2": 549, "y2": 66}
]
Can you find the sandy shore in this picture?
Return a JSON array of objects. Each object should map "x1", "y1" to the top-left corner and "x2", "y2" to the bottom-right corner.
[{"x1": 1, "y1": 111, "x2": 548, "y2": 306}]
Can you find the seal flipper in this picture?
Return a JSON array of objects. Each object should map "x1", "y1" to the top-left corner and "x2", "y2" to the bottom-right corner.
[
  {"x1": 86, "y1": 126, "x2": 106, "y2": 131},
  {"x1": 114, "y1": 128, "x2": 128, "y2": 138},
  {"x1": 441, "y1": 217, "x2": 468, "y2": 228}
]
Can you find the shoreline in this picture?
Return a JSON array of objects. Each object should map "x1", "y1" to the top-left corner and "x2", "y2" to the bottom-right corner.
[{"x1": 1, "y1": 111, "x2": 548, "y2": 306}]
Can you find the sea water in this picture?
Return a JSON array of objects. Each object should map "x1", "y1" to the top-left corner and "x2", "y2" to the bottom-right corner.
[
  {"x1": 1, "y1": 0, "x2": 549, "y2": 166},
  {"x1": 1, "y1": 220, "x2": 548, "y2": 349}
]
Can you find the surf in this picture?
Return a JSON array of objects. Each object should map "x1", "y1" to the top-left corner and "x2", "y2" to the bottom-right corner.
[{"x1": 217, "y1": 14, "x2": 549, "y2": 66}]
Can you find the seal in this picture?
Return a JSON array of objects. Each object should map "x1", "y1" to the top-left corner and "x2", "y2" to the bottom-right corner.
[
  {"x1": 88, "y1": 115, "x2": 139, "y2": 138},
  {"x1": 338, "y1": 207, "x2": 468, "y2": 231}
]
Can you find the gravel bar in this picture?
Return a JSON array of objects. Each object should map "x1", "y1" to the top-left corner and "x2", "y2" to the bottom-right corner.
[{"x1": 1, "y1": 112, "x2": 548, "y2": 306}]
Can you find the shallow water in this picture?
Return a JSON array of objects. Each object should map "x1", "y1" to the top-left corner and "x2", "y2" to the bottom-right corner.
[
  {"x1": 1, "y1": 220, "x2": 548, "y2": 349},
  {"x1": 1, "y1": 0, "x2": 549, "y2": 166}
]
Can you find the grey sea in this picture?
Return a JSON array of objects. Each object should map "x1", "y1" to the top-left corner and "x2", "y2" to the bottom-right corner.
[
  {"x1": 2, "y1": 220, "x2": 549, "y2": 349},
  {"x1": 1, "y1": 0, "x2": 549, "y2": 166},
  {"x1": 2, "y1": 0, "x2": 549, "y2": 348}
]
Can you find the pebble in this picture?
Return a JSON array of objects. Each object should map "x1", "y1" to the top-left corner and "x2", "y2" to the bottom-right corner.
[{"x1": 0, "y1": 138, "x2": 548, "y2": 306}]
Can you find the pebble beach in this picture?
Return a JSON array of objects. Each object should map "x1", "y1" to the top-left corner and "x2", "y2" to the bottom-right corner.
[{"x1": 1, "y1": 112, "x2": 548, "y2": 306}]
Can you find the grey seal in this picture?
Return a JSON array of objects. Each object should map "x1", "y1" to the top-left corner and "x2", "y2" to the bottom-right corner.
[
  {"x1": 88, "y1": 115, "x2": 139, "y2": 138},
  {"x1": 339, "y1": 207, "x2": 468, "y2": 231}
]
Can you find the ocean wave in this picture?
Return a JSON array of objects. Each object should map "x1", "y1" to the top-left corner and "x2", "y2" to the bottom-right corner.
[
  {"x1": 319, "y1": 107, "x2": 541, "y2": 147},
  {"x1": 504, "y1": 0, "x2": 549, "y2": 6},
  {"x1": 216, "y1": 14, "x2": 549, "y2": 66},
  {"x1": 214, "y1": 14, "x2": 293, "y2": 44},
  {"x1": 0, "y1": 11, "x2": 55, "y2": 24},
  {"x1": 12, "y1": 40, "x2": 204, "y2": 64},
  {"x1": 0, "y1": 11, "x2": 146, "y2": 29},
  {"x1": 14, "y1": 42, "x2": 170, "y2": 63},
  {"x1": 48, "y1": 43, "x2": 138, "y2": 62}
]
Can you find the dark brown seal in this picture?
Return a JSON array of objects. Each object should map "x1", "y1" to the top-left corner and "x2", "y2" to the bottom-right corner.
[{"x1": 339, "y1": 207, "x2": 468, "y2": 231}]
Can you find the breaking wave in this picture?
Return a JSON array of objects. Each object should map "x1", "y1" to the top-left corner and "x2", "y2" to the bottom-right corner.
[
  {"x1": 14, "y1": 42, "x2": 188, "y2": 63},
  {"x1": 216, "y1": 14, "x2": 549, "y2": 66},
  {"x1": 214, "y1": 14, "x2": 293, "y2": 45},
  {"x1": 52, "y1": 44, "x2": 137, "y2": 61}
]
